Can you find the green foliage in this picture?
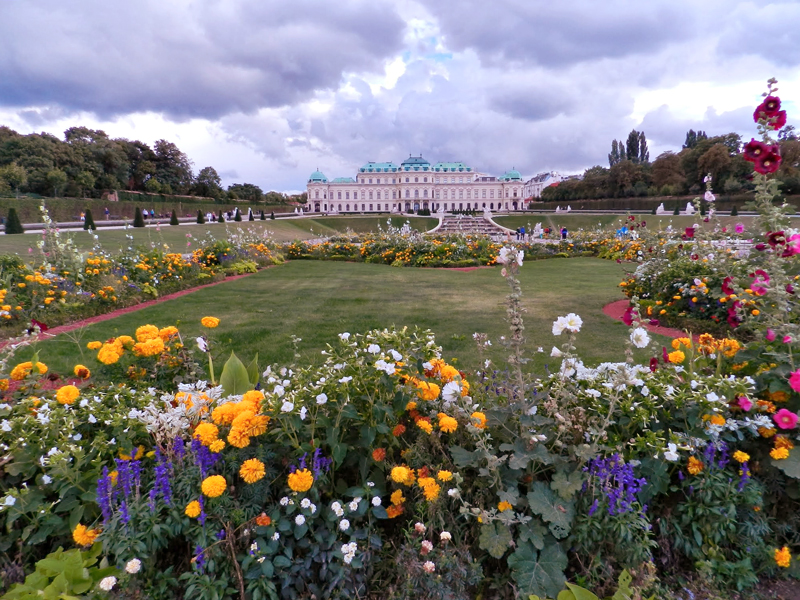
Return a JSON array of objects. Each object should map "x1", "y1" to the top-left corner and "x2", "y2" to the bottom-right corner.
[
  {"x1": 260, "y1": 210, "x2": 266, "y2": 221},
  {"x1": 508, "y1": 542, "x2": 568, "y2": 599},
  {"x1": 234, "y1": 209, "x2": 242, "y2": 222},
  {"x1": 196, "y1": 209, "x2": 205, "y2": 224},
  {"x1": 218, "y1": 210, "x2": 224, "y2": 223},
  {"x1": 1, "y1": 545, "x2": 118, "y2": 599},
  {"x1": 133, "y1": 206, "x2": 145, "y2": 228},
  {"x1": 219, "y1": 351, "x2": 255, "y2": 396},
  {"x1": 730, "y1": 204, "x2": 738, "y2": 216},
  {"x1": 83, "y1": 208, "x2": 96, "y2": 231},
  {"x1": 479, "y1": 522, "x2": 513, "y2": 558},
  {"x1": 170, "y1": 209, "x2": 179, "y2": 226},
  {"x1": 4, "y1": 208, "x2": 23, "y2": 234},
  {"x1": 527, "y1": 482, "x2": 574, "y2": 539}
]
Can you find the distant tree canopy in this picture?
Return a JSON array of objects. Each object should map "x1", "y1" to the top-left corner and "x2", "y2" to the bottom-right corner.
[{"x1": 0, "y1": 124, "x2": 292, "y2": 203}]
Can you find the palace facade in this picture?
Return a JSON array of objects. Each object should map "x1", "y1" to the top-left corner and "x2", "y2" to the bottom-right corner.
[{"x1": 306, "y1": 155, "x2": 526, "y2": 214}]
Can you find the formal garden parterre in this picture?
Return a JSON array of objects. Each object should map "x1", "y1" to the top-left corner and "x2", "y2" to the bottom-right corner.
[{"x1": 0, "y1": 82, "x2": 799, "y2": 599}]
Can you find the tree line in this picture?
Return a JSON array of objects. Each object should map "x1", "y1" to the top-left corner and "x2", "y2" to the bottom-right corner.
[
  {"x1": 541, "y1": 126, "x2": 800, "y2": 202},
  {"x1": 0, "y1": 125, "x2": 306, "y2": 204}
]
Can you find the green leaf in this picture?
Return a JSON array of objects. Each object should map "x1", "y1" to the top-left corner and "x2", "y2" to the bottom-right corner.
[
  {"x1": 246, "y1": 354, "x2": 260, "y2": 386},
  {"x1": 478, "y1": 522, "x2": 513, "y2": 559},
  {"x1": 564, "y1": 583, "x2": 599, "y2": 600},
  {"x1": 611, "y1": 569, "x2": 634, "y2": 600},
  {"x1": 527, "y1": 482, "x2": 574, "y2": 539},
  {"x1": 772, "y1": 449, "x2": 800, "y2": 479},
  {"x1": 518, "y1": 521, "x2": 547, "y2": 550},
  {"x1": 449, "y1": 445, "x2": 479, "y2": 468},
  {"x1": 273, "y1": 555, "x2": 291, "y2": 568},
  {"x1": 508, "y1": 541, "x2": 567, "y2": 599},
  {"x1": 219, "y1": 352, "x2": 255, "y2": 397},
  {"x1": 550, "y1": 469, "x2": 585, "y2": 500},
  {"x1": 260, "y1": 559, "x2": 274, "y2": 578}
]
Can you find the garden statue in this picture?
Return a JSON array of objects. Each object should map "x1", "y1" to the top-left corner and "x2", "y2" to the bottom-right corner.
[
  {"x1": 683, "y1": 202, "x2": 695, "y2": 215},
  {"x1": 656, "y1": 203, "x2": 668, "y2": 214}
]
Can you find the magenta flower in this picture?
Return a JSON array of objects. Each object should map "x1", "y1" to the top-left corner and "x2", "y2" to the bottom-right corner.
[
  {"x1": 622, "y1": 305, "x2": 635, "y2": 326},
  {"x1": 785, "y1": 336, "x2": 793, "y2": 344},
  {"x1": 684, "y1": 227, "x2": 695, "y2": 239},
  {"x1": 767, "y1": 329, "x2": 776, "y2": 342},
  {"x1": 755, "y1": 146, "x2": 782, "y2": 174},
  {"x1": 737, "y1": 397, "x2": 753, "y2": 411},
  {"x1": 722, "y1": 276, "x2": 735, "y2": 296},
  {"x1": 749, "y1": 269, "x2": 770, "y2": 296},
  {"x1": 735, "y1": 223, "x2": 745, "y2": 234},
  {"x1": 789, "y1": 370, "x2": 800, "y2": 393},
  {"x1": 743, "y1": 138, "x2": 771, "y2": 161},
  {"x1": 754, "y1": 96, "x2": 782, "y2": 121},
  {"x1": 774, "y1": 408, "x2": 799, "y2": 430},
  {"x1": 783, "y1": 234, "x2": 800, "y2": 257}
]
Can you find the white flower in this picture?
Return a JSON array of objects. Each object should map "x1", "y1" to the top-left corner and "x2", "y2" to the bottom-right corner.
[
  {"x1": 339, "y1": 376, "x2": 353, "y2": 383},
  {"x1": 299, "y1": 406, "x2": 307, "y2": 420},
  {"x1": 421, "y1": 540, "x2": 434, "y2": 555},
  {"x1": 309, "y1": 503, "x2": 317, "y2": 514},
  {"x1": 704, "y1": 190, "x2": 715, "y2": 202},
  {"x1": 272, "y1": 531, "x2": 280, "y2": 541},
  {"x1": 664, "y1": 443, "x2": 679, "y2": 462},
  {"x1": 630, "y1": 327, "x2": 650, "y2": 349},
  {"x1": 339, "y1": 332, "x2": 350, "y2": 341},
  {"x1": 706, "y1": 392, "x2": 720, "y2": 403},
  {"x1": 316, "y1": 393, "x2": 328, "y2": 405},
  {"x1": 339, "y1": 519, "x2": 350, "y2": 531},
  {"x1": 273, "y1": 385, "x2": 285, "y2": 397},
  {"x1": 72, "y1": 433, "x2": 82, "y2": 441},
  {"x1": 301, "y1": 498, "x2": 312, "y2": 509},
  {"x1": 3, "y1": 495, "x2": 15, "y2": 507},
  {"x1": 563, "y1": 313, "x2": 582, "y2": 332},
  {"x1": 41, "y1": 475, "x2": 52, "y2": 484},
  {"x1": 125, "y1": 558, "x2": 142, "y2": 574},
  {"x1": 537, "y1": 347, "x2": 544, "y2": 353},
  {"x1": 88, "y1": 414, "x2": 97, "y2": 424},
  {"x1": 257, "y1": 556, "x2": 265, "y2": 563},
  {"x1": 442, "y1": 381, "x2": 462, "y2": 404},
  {"x1": 98, "y1": 576, "x2": 117, "y2": 591},
  {"x1": 331, "y1": 501, "x2": 344, "y2": 517},
  {"x1": 79, "y1": 399, "x2": 89, "y2": 408},
  {"x1": 349, "y1": 498, "x2": 361, "y2": 512},
  {"x1": 440, "y1": 531, "x2": 452, "y2": 542},
  {"x1": 372, "y1": 496, "x2": 381, "y2": 507},
  {"x1": 280, "y1": 497, "x2": 290, "y2": 506},
  {"x1": 196, "y1": 337, "x2": 208, "y2": 352},
  {"x1": 367, "y1": 344, "x2": 380, "y2": 354},
  {"x1": 447, "y1": 488, "x2": 459, "y2": 498},
  {"x1": 552, "y1": 316, "x2": 568, "y2": 336},
  {"x1": 414, "y1": 522, "x2": 426, "y2": 534},
  {"x1": 550, "y1": 346, "x2": 562, "y2": 357},
  {"x1": 280, "y1": 401, "x2": 294, "y2": 413},
  {"x1": 390, "y1": 349, "x2": 402, "y2": 361},
  {"x1": 295, "y1": 514, "x2": 306, "y2": 526},
  {"x1": 422, "y1": 561, "x2": 435, "y2": 573},
  {"x1": 640, "y1": 386, "x2": 650, "y2": 397},
  {"x1": 0, "y1": 420, "x2": 10, "y2": 432}
]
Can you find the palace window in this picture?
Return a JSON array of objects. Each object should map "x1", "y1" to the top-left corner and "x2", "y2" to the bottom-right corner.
[
  {"x1": 362, "y1": 204, "x2": 366, "y2": 211},
  {"x1": 414, "y1": 189, "x2": 419, "y2": 198},
  {"x1": 423, "y1": 177, "x2": 427, "y2": 182},
  {"x1": 466, "y1": 190, "x2": 471, "y2": 199},
  {"x1": 435, "y1": 191, "x2": 440, "y2": 198},
  {"x1": 346, "y1": 204, "x2": 350, "y2": 211},
  {"x1": 369, "y1": 191, "x2": 373, "y2": 200},
  {"x1": 414, "y1": 177, "x2": 418, "y2": 183},
  {"x1": 423, "y1": 189, "x2": 428, "y2": 198},
  {"x1": 384, "y1": 204, "x2": 388, "y2": 210},
  {"x1": 315, "y1": 191, "x2": 319, "y2": 198},
  {"x1": 505, "y1": 190, "x2": 509, "y2": 198},
  {"x1": 482, "y1": 190, "x2": 486, "y2": 198},
  {"x1": 405, "y1": 177, "x2": 409, "y2": 183},
  {"x1": 459, "y1": 190, "x2": 463, "y2": 199},
  {"x1": 490, "y1": 190, "x2": 494, "y2": 198},
  {"x1": 405, "y1": 189, "x2": 410, "y2": 198},
  {"x1": 369, "y1": 178, "x2": 372, "y2": 184},
  {"x1": 393, "y1": 190, "x2": 397, "y2": 199},
  {"x1": 361, "y1": 191, "x2": 366, "y2": 199},
  {"x1": 369, "y1": 204, "x2": 373, "y2": 210},
  {"x1": 490, "y1": 203, "x2": 494, "y2": 209}
]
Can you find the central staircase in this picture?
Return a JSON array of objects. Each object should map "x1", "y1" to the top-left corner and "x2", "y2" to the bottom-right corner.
[{"x1": 435, "y1": 215, "x2": 509, "y2": 238}]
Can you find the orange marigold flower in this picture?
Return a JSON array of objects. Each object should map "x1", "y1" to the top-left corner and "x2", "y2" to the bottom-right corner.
[
  {"x1": 209, "y1": 440, "x2": 226, "y2": 453},
  {"x1": 185, "y1": 500, "x2": 201, "y2": 518},
  {"x1": 416, "y1": 419, "x2": 433, "y2": 434},
  {"x1": 158, "y1": 326, "x2": 179, "y2": 341},
  {"x1": 687, "y1": 456, "x2": 704, "y2": 475},
  {"x1": 405, "y1": 401, "x2": 417, "y2": 411},
  {"x1": 771, "y1": 447, "x2": 790, "y2": 460},
  {"x1": 372, "y1": 448, "x2": 387, "y2": 462},
  {"x1": 193, "y1": 422, "x2": 219, "y2": 446},
  {"x1": 667, "y1": 350, "x2": 685, "y2": 364},
  {"x1": 437, "y1": 470, "x2": 453, "y2": 482},
  {"x1": 390, "y1": 489, "x2": 405, "y2": 505},
  {"x1": 732, "y1": 450, "x2": 750, "y2": 463},
  {"x1": 135, "y1": 324, "x2": 160, "y2": 342},
  {"x1": 390, "y1": 466, "x2": 412, "y2": 484},
  {"x1": 775, "y1": 546, "x2": 791, "y2": 568},
  {"x1": 201, "y1": 316, "x2": 220, "y2": 328},
  {"x1": 415, "y1": 381, "x2": 440, "y2": 401},
  {"x1": 759, "y1": 426, "x2": 777, "y2": 438},
  {"x1": 498, "y1": 501, "x2": 513, "y2": 512},
  {"x1": 10, "y1": 361, "x2": 47, "y2": 381},
  {"x1": 386, "y1": 504, "x2": 404, "y2": 518},
  {"x1": 392, "y1": 424, "x2": 406, "y2": 436},
  {"x1": 239, "y1": 458, "x2": 266, "y2": 484},
  {"x1": 56, "y1": 385, "x2": 80, "y2": 405},
  {"x1": 437, "y1": 413, "x2": 458, "y2": 433},
  {"x1": 775, "y1": 436, "x2": 795, "y2": 451},
  {"x1": 470, "y1": 411, "x2": 487, "y2": 429},
  {"x1": 201, "y1": 475, "x2": 227, "y2": 498},
  {"x1": 256, "y1": 513, "x2": 271, "y2": 527},
  {"x1": 227, "y1": 428, "x2": 251, "y2": 449},
  {"x1": 87, "y1": 341, "x2": 102, "y2": 350},
  {"x1": 73, "y1": 364, "x2": 91, "y2": 379},
  {"x1": 768, "y1": 390, "x2": 789, "y2": 403},
  {"x1": 72, "y1": 523, "x2": 100, "y2": 546},
  {"x1": 288, "y1": 468, "x2": 314, "y2": 492},
  {"x1": 757, "y1": 400, "x2": 777, "y2": 414}
]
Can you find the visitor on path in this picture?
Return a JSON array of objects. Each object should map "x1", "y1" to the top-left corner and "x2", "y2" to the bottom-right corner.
[
  {"x1": 79, "y1": 212, "x2": 85, "y2": 222},
  {"x1": 104, "y1": 207, "x2": 110, "y2": 220},
  {"x1": 561, "y1": 227, "x2": 567, "y2": 240},
  {"x1": 520, "y1": 226, "x2": 526, "y2": 242}
]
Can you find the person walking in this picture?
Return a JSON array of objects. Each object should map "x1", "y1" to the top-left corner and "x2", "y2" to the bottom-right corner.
[
  {"x1": 104, "y1": 207, "x2": 110, "y2": 220},
  {"x1": 561, "y1": 226, "x2": 568, "y2": 240}
]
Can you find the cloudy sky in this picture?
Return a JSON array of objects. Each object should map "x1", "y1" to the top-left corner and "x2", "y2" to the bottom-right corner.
[{"x1": 1, "y1": 0, "x2": 798, "y2": 193}]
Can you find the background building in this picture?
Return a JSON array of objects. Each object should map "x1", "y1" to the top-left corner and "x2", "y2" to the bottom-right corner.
[
  {"x1": 307, "y1": 156, "x2": 526, "y2": 213},
  {"x1": 523, "y1": 171, "x2": 563, "y2": 199}
]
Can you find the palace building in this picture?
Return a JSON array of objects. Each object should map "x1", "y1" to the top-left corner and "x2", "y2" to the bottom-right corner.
[{"x1": 306, "y1": 155, "x2": 526, "y2": 214}]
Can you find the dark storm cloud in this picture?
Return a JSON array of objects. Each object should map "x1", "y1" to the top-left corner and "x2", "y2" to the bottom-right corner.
[
  {"x1": 419, "y1": 0, "x2": 695, "y2": 68},
  {"x1": 489, "y1": 84, "x2": 575, "y2": 121},
  {"x1": 717, "y1": 2, "x2": 800, "y2": 67},
  {"x1": 0, "y1": 0, "x2": 405, "y2": 119}
]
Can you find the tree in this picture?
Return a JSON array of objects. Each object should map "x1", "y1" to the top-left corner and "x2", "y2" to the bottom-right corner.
[
  {"x1": 0, "y1": 163, "x2": 26, "y2": 197},
  {"x1": 5, "y1": 208, "x2": 24, "y2": 234},
  {"x1": 260, "y1": 210, "x2": 265, "y2": 220},
  {"x1": 270, "y1": 211, "x2": 275, "y2": 220},
  {"x1": 625, "y1": 130, "x2": 649, "y2": 163},
  {"x1": 683, "y1": 129, "x2": 708, "y2": 149},
  {"x1": 197, "y1": 210, "x2": 205, "y2": 224},
  {"x1": 673, "y1": 203, "x2": 680, "y2": 215},
  {"x1": 608, "y1": 140, "x2": 623, "y2": 167},
  {"x1": 75, "y1": 171, "x2": 95, "y2": 198},
  {"x1": 46, "y1": 168, "x2": 68, "y2": 197},
  {"x1": 698, "y1": 143, "x2": 732, "y2": 184},
  {"x1": 170, "y1": 209, "x2": 179, "y2": 226},
  {"x1": 144, "y1": 177, "x2": 162, "y2": 194},
  {"x1": 779, "y1": 125, "x2": 798, "y2": 142},
  {"x1": 133, "y1": 207, "x2": 145, "y2": 228},
  {"x1": 227, "y1": 183, "x2": 263, "y2": 203},
  {"x1": 193, "y1": 167, "x2": 224, "y2": 199},
  {"x1": 730, "y1": 205, "x2": 739, "y2": 216},
  {"x1": 248, "y1": 209, "x2": 255, "y2": 221},
  {"x1": 651, "y1": 152, "x2": 686, "y2": 190},
  {"x1": 83, "y1": 208, "x2": 96, "y2": 231},
  {"x1": 153, "y1": 139, "x2": 194, "y2": 194}
]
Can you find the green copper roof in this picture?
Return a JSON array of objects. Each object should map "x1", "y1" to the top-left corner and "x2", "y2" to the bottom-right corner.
[
  {"x1": 432, "y1": 161, "x2": 472, "y2": 173},
  {"x1": 499, "y1": 169, "x2": 522, "y2": 181},
  {"x1": 308, "y1": 170, "x2": 328, "y2": 182},
  {"x1": 331, "y1": 177, "x2": 355, "y2": 183},
  {"x1": 401, "y1": 155, "x2": 430, "y2": 171},
  {"x1": 359, "y1": 161, "x2": 399, "y2": 173}
]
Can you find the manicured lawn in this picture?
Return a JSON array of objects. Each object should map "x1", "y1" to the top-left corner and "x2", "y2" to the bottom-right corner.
[
  {"x1": 494, "y1": 213, "x2": 759, "y2": 234},
  {"x1": 17, "y1": 258, "x2": 661, "y2": 378},
  {"x1": 0, "y1": 216, "x2": 439, "y2": 258}
]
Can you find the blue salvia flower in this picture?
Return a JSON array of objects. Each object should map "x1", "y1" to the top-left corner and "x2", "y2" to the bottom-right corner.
[
  {"x1": 194, "y1": 545, "x2": 206, "y2": 573},
  {"x1": 96, "y1": 467, "x2": 113, "y2": 522},
  {"x1": 154, "y1": 448, "x2": 172, "y2": 505}
]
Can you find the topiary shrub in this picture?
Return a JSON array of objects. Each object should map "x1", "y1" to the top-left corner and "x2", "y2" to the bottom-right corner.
[
  {"x1": 133, "y1": 207, "x2": 145, "y2": 228},
  {"x1": 234, "y1": 209, "x2": 242, "y2": 222},
  {"x1": 270, "y1": 212, "x2": 275, "y2": 220},
  {"x1": 260, "y1": 210, "x2": 266, "y2": 221},
  {"x1": 673, "y1": 204, "x2": 680, "y2": 215},
  {"x1": 83, "y1": 208, "x2": 96, "y2": 231},
  {"x1": 5, "y1": 208, "x2": 24, "y2": 234},
  {"x1": 249, "y1": 210, "x2": 255, "y2": 222},
  {"x1": 731, "y1": 205, "x2": 739, "y2": 216},
  {"x1": 197, "y1": 210, "x2": 205, "y2": 224},
  {"x1": 218, "y1": 210, "x2": 224, "y2": 223},
  {"x1": 170, "y1": 209, "x2": 179, "y2": 226}
]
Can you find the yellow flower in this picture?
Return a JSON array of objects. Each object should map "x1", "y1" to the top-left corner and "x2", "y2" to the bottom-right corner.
[
  {"x1": 201, "y1": 316, "x2": 220, "y2": 328},
  {"x1": 759, "y1": 426, "x2": 777, "y2": 438},
  {"x1": 437, "y1": 413, "x2": 458, "y2": 434},
  {"x1": 10, "y1": 361, "x2": 47, "y2": 381},
  {"x1": 227, "y1": 428, "x2": 251, "y2": 449},
  {"x1": 201, "y1": 475, "x2": 227, "y2": 498},
  {"x1": 87, "y1": 341, "x2": 102, "y2": 350},
  {"x1": 73, "y1": 364, "x2": 91, "y2": 379},
  {"x1": 775, "y1": 546, "x2": 791, "y2": 568},
  {"x1": 687, "y1": 456, "x2": 704, "y2": 475},
  {"x1": 667, "y1": 350, "x2": 685, "y2": 364},
  {"x1": 438, "y1": 364, "x2": 460, "y2": 382},
  {"x1": 185, "y1": 500, "x2": 201, "y2": 518},
  {"x1": 672, "y1": 337, "x2": 692, "y2": 349},
  {"x1": 158, "y1": 326, "x2": 179, "y2": 341},
  {"x1": 415, "y1": 381, "x2": 440, "y2": 401},
  {"x1": 0, "y1": 379, "x2": 8, "y2": 391},
  {"x1": 405, "y1": 401, "x2": 417, "y2": 411},
  {"x1": 209, "y1": 440, "x2": 226, "y2": 453},
  {"x1": 732, "y1": 451, "x2": 750, "y2": 463},
  {"x1": 390, "y1": 466, "x2": 412, "y2": 485},
  {"x1": 72, "y1": 523, "x2": 100, "y2": 546},
  {"x1": 56, "y1": 385, "x2": 80, "y2": 405},
  {"x1": 135, "y1": 324, "x2": 160, "y2": 342},
  {"x1": 498, "y1": 501, "x2": 513, "y2": 512},
  {"x1": 117, "y1": 335, "x2": 135, "y2": 348},
  {"x1": 133, "y1": 337, "x2": 165, "y2": 357},
  {"x1": 470, "y1": 412, "x2": 487, "y2": 430},
  {"x1": 193, "y1": 423, "x2": 219, "y2": 446},
  {"x1": 437, "y1": 470, "x2": 453, "y2": 482},
  {"x1": 97, "y1": 345, "x2": 121, "y2": 365},
  {"x1": 390, "y1": 489, "x2": 405, "y2": 505},
  {"x1": 416, "y1": 419, "x2": 433, "y2": 434},
  {"x1": 287, "y1": 468, "x2": 314, "y2": 492},
  {"x1": 240, "y1": 458, "x2": 266, "y2": 484},
  {"x1": 422, "y1": 481, "x2": 440, "y2": 501},
  {"x1": 771, "y1": 447, "x2": 790, "y2": 460}
]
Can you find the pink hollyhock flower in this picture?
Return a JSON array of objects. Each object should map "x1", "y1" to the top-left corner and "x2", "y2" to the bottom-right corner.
[
  {"x1": 704, "y1": 191, "x2": 715, "y2": 202},
  {"x1": 767, "y1": 329, "x2": 776, "y2": 342},
  {"x1": 727, "y1": 301, "x2": 742, "y2": 328},
  {"x1": 755, "y1": 146, "x2": 782, "y2": 174},
  {"x1": 622, "y1": 305, "x2": 635, "y2": 326},
  {"x1": 754, "y1": 96, "x2": 781, "y2": 121},
  {"x1": 684, "y1": 227, "x2": 695, "y2": 239},
  {"x1": 789, "y1": 370, "x2": 800, "y2": 393},
  {"x1": 783, "y1": 234, "x2": 800, "y2": 257},
  {"x1": 735, "y1": 223, "x2": 745, "y2": 234},
  {"x1": 774, "y1": 408, "x2": 799, "y2": 430},
  {"x1": 768, "y1": 231, "x2": 786, "y2": 248},
  {"x1": 784, "y1": 336, "x2": 793, "y2": 344},
  {"x1": 743, "y1": 138, "x2": 771, "y2": 162},
  {"x1": 722, "y1": 276, "x2": 735, "y2": 295},
  {"x1": 737, "y1": 397, "x2": 753, "y2": 411},
  {"x1": 662, "y1": 347, "x2": 670, "y2": 363},
  {"x1": 750, "y1": 269, "x2": 770, "y2": 296},
  {"x1": 773, "y1": 110, "x2": 788, "y2": 129},
  {"x1": 649, "y1": 357, "x2": 659, "y2": 372}
]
